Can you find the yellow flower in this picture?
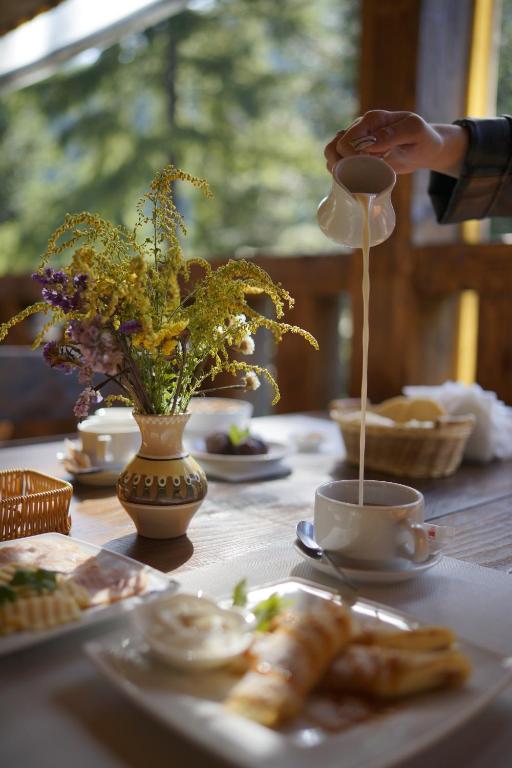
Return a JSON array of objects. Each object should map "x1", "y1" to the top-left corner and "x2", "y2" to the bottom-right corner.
[
  {"x1": 0, "y1": 162, "x2": 317, "y2": 417},
  {"x1": 242, "y1": 284, "x2": 265, "y2": 295},
  {"x1": 133, "y1": 320, "x2": 188, "y2": 355},
  {"x1": 161, "y1": 338, "x2": 178, "y2": 356},
  {"x1": 164, "y1": 320, "x2": 189, "y2": 336}
]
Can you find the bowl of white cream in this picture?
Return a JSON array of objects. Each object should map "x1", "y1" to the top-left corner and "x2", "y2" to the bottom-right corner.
[{"x1": 132, "y1": 592, "x2": 255, "y2": 671}]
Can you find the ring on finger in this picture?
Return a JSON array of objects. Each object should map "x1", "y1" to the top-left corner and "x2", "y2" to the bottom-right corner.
[{"x1": 349, "y1": 136, "x2": 377, "y2": 151}]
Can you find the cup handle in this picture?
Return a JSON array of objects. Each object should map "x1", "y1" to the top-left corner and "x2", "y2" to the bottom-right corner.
[
  {"x1": 398, "y1": 521, "x2": 430, "y2": 563},
  {"x1": 96, "y1": 434, "x2": 113, "y2": 464}
]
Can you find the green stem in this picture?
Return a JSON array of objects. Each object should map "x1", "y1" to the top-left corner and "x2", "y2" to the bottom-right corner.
[
  {"x1": 118, "y1": 335, "x2": 154, "y2": 414},
  {"x1": 93, "y1": 369, "x2": 132, "y2": 399},
  {"x1": 197, "y1": 383, "x2": 248, "y2": 395},
  {"x1": 171, "y1": 340, "x2": 186, "y2": 414}
]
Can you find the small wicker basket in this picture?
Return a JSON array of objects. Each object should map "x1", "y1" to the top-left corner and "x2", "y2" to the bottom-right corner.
[
  {"x1": 330, "y1": 401, "x2": 475, "y2": 479},
  {"x1": 0, "y1": 469, "x2": 72, "y2": 542}
]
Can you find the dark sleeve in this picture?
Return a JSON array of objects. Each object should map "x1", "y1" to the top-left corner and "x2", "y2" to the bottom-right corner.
[{"x1": 428, "y1": 116, "x2": 512, "y2": 223}]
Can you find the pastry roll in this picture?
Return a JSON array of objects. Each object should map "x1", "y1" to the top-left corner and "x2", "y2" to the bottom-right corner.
[
  {"x1": 225, "y1": 600, "x2": 351, "y2": 727},
  {"x1": 321, "y1": 644, "x2": 471, "y2": 699},
  {"x1": 352, "y1": 625, "x2": 455, "y2": 652}
]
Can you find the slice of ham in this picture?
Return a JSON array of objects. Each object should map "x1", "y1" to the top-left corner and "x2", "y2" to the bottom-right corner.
[{"x1": 0, "y1": 539, "x2": 147, "y2": 606}]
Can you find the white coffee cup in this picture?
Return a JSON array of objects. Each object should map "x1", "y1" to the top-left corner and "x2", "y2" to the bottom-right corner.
[
  {"x1": 314, "y1": 479, "x2": 429, "y2": 565},
  {"x1": 78, "y1": 418, "x2": 140, "y2": 467}
]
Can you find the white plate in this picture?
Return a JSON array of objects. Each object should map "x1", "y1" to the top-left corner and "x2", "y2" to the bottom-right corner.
[
  {"x1": 86, "y1": 577, "x2": 512, "y2": 768},
  {"x1": 294, "y1": 543, "x2": 443, "y2": 584},
  {"x1": 0, "y1": 533, "x2": 176, "y2": 655},
  {"x1": 188, "y1": 440, "x2": 291, "y2": 481}
]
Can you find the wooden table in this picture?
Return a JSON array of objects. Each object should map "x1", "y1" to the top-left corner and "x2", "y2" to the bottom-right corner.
[
  {"x1": 2, "y1": 413, "x2": 512, "y2": 574},
  {"x1": 1, "y1": 413, "x2": 512, "y2": 768}
]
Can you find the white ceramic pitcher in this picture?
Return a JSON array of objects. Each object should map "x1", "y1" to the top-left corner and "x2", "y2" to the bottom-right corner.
[{"x1": 317, "y1": 155, "x2": 396, "y2": 248}]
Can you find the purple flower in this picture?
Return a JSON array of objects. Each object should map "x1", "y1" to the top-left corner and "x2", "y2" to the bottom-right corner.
[
  {"x1": 73, "y1": 386, "x2": 103, "y2": 420},
  {"x1": 73, "y1": 274, "x2": 88, "y2": 290},
  {"x1": 33, "y1": 268, "x2": 88, "y2": 314},
  {"x1": 119, "y1": 320, "x2": 141, "y2": 334},
  {"x1": 78, "y1": 366, "x2": 93, "y2": 384},
  {"x1": 67, "y1": 316, "x2": 123, "y2": 376}
]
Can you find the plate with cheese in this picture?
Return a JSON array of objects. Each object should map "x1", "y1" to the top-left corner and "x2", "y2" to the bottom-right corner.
[{"x1": 0, "y1": 533, "x2": 175, "y2": 655}]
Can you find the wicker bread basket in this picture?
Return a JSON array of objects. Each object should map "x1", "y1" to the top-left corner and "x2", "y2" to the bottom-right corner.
[
  {"x1": 0, "y1": 469, "x2": 72, "y2": 542},
  {"x1": 330, "y1": 400, "x2": 475, "y2": 479}
]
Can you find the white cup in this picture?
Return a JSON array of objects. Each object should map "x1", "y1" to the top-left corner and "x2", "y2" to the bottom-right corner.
[
  {"x1": 78, "y1": 418, "x2": 140, "y2": 467},
  {"x1": 94, "y1": 407, "x2": 136, "y2": 424},
  {"x1": 314, "y1": 479, "x2": 429, "y2": 565},
  {"x1": 186, "y1": 397, "x2": 253, "y2": 441}
]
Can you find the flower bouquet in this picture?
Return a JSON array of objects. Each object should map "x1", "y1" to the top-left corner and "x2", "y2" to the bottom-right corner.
[
  {"x1": 0, "y1": 165, "x2": 317, "y2": 538},
  {"x1": 1, "y1": 165, "x2": 316, "y2": 418}
]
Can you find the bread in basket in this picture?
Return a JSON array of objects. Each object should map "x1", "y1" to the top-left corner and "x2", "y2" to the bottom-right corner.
[{"x1": 330, "y1": 397, "x2": 475, "y2": 479}]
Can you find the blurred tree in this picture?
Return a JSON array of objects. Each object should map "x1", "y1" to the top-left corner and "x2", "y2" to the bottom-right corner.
[{"x1": 0, "y1": 0, "x2": 358, "y2": 274}]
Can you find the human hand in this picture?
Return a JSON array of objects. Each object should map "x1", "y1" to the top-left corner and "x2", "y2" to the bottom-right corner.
[{"x1": 324, "y1": 110, "x2": 468, "y2": 177}]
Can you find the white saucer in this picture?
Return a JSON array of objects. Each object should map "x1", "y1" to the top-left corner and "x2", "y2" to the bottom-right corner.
[
  {"x1": 57, "y1": 454, "x2": 122, "y2": 487},
  {"x1": 68, "y1": 467, "x2": 122, "y2": 487},
  {"x1": 294, "y1": 543, "x2": 442, "y2": 584}
]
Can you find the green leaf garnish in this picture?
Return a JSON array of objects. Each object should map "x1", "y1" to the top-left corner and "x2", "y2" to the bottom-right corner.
[
  {"x1": 228, "y1": 424, "x2": 250, "y2": 447},
  {"x1": 232, "y1": 578, "x2": 248, "y2": 607},
  {"x1": 253, "y1": 593, "x2": 289, "y2": 632},
  {"x1": 10, "y1": 568, "x2": 58, "y2": 594},
  {"x1": 0, "y1": 585, "x2": 16, "y2": 606}
]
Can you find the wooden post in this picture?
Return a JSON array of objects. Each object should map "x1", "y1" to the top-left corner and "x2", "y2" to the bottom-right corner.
[
  {"x1": 351, "y1": 0, "x2": 421, "y2": 401},
  {"x1": 477, "y1": 297, "x2": 512, "y2": 403},
  {"x1": 352, "y1": 0, "x2": 475, "y2": 402}
]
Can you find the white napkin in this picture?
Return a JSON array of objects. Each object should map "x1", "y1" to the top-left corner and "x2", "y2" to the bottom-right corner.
[{"x1": 403, "y1": 381, "x2": 512, "y2": 462}]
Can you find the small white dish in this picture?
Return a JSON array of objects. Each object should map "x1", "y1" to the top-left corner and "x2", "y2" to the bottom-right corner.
[
  {"x1": 132, "y1": 592, "x2": 255, "y2": 671},
  {"x1": 294, "y1": 543, "x2": 442, "y2": 583},
  {"x1": 292, "y1": 431, "x2": 325, "y2": 453},
  {"x1": 188, "y1": 440, "x2": 291, "y2": 482}
]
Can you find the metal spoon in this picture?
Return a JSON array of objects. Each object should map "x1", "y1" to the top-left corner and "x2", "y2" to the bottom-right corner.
[{"x1": 296, "y1": 520, "x2": 358, "y2": 604}]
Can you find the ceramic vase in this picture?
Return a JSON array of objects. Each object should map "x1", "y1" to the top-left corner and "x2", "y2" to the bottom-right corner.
[{"x1": 117, "y1": 413, "x2": 207, "y2": 539}]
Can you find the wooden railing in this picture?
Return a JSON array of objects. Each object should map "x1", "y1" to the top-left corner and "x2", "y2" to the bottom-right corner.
[{"x1": 2, "y1": 237, "x2": 510, "y2": 435}]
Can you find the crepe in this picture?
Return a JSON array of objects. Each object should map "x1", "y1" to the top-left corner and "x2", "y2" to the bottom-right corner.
[
  {"x1": 352, "y1": 625, "x2": 455, "y2": 652},
  {"x1": 225, "y1": 600, "x2": 352, "y2": 727},
  {"x1": 320, "y1": 644, "x2": 471, "y2": 699},
  {"x1": 0, "y1": 539, "x2": 147, "y2": 606}
]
